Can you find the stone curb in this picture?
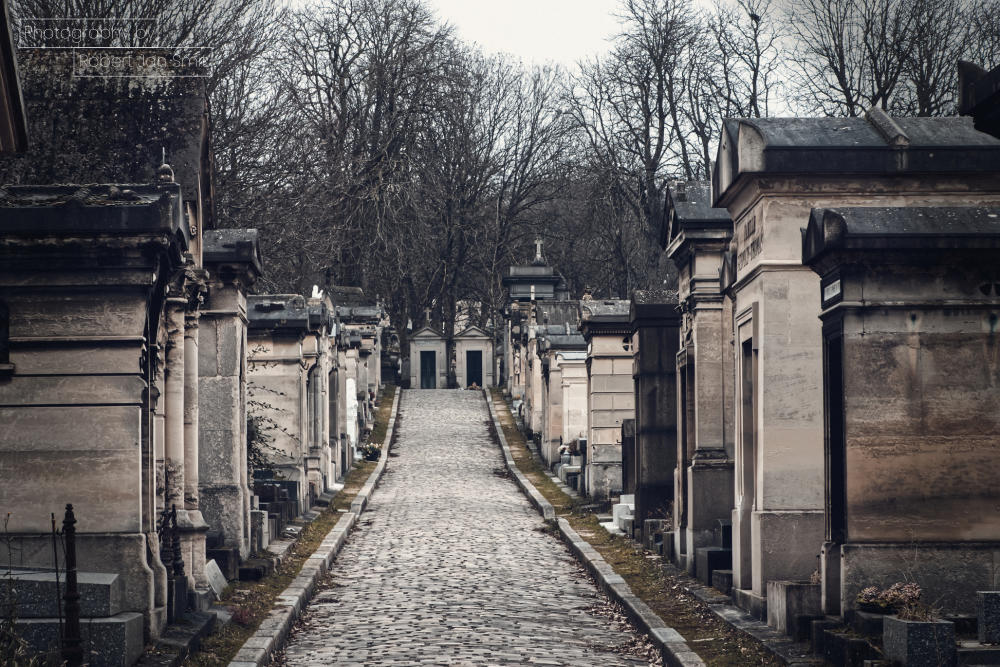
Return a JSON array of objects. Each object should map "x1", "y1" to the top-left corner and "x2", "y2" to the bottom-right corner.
[
  {"x1": 227, "y1": 388, "x2": 402, "y2": 667},
  {"x1": 484, "y1": 392, "x2": 555, "y2": 521},
  {"x1": 484, "y1": 392, "x2": 705, "y2": 667}
]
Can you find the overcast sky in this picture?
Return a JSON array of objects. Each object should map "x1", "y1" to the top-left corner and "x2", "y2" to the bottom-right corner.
[{"x1": 423, "y1": 0, "x2": 620, "y2": 67}]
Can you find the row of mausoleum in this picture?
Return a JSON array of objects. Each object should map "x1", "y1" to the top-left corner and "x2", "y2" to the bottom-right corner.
[
  {"x1": 0, "y1": 47, "x2": 386, "y2": 664},
  {"x1": 500, "y1": 63, "x2": 1000, "y2": 662}
]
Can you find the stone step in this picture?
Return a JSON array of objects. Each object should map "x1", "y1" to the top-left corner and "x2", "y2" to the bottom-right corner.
[
  {"x1": 712, "y1": 568, "x2": 734, "y2": 595},
  {"x1": 16, "y1": 611, "x2": 144, "y2": 667},
  {"x1": 958, "y1": 641, "x2": 1000, "y2": 665},
  {"x1": 695, "y1": 546, "x2": 732, "y2": 587},
  {"x1": 136, "y1": 611, "x2": 217, "y2": 666},
  {"x1": 2, "y1": 568, "x2": 122, "y2": 618}
]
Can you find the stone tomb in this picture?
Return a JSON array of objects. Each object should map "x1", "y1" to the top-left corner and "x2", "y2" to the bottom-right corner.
[
  {"x1": 500, "y1": 240, "x2": 570, "y2": 400},
  {"x1": 579, "y1": 299, "x2": 634, "y2": 500},
  {"x1": 409, "y1": 326, "x2": 447, "y2": 389},
  {"x1": 247, "y1": 294, "x2": 327, "y2": 512},
  {"x1": 663, "y1": 181, "x2": 735, "y2": 576},
  {"x1": 713, "y1": 109, "x2": 1000, "y2": 620},
  {"x1": 803, "y1": 206, "x2": 1000, "y2": 617},
  {"x1": 0, "y1": 45, "x2": 231, "y2": 647},
  {"x1": 455, "y1": 325, "x2": 494, "y2": 389},
  {"x1": 628, "y1": 290, "x2": 681, "y2": 544},
  {"x1": 536, "y1": 327, "x2": 587, "y2": 467},
  {"x1": 0, "y1": 184, "x2": 190, "y2": 649}
]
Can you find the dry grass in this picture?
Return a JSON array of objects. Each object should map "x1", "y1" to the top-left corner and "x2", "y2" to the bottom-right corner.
[
  {"x1": 185, "y1": 385, "x2": 397, "y2": 666},
  {"x1": 489, "y1": 388, "x2": 782, "y2": 667}
]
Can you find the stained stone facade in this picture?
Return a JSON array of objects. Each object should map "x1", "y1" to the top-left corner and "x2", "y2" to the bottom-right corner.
[
  {"x1": 0, "y1": 48, "x2": 216, "y2": 647},
  {"x1": 536, "y1": 327, "x2": 587, "y2": 467},
  {"x1": 662, "y1": 181, "x2": 736, "y2": 576},
  {"x1": 199, "y1": 230, "x2": 262, "y2": 563},
  {"x1": 803, "y1": 205, "x2": 1000, "y2": 616},
  {"x1": 247, "y1": 294, "x2": 337, "y2": 510},
  {"x1": 713, "y1": 109, "x2": 1000, "y2": 619},
  {"x1": 579, "y1": 300, "x2": 634, "y2": 500},
  {"x1": 628, "y1": 290, "x2": 680, "y2": 543},
  {"x1": 0, "y1": 184, "x2": 191, "y2": 650}
]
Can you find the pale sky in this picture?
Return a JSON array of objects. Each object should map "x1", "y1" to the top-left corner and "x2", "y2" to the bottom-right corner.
[{"x1": 423, "y1": 0, "x2": 620, "y2": 67}]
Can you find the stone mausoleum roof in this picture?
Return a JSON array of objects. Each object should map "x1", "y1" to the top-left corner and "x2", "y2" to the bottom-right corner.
[
  {"x1": 714, "y1": 110, "x2": 1000, "y2": 207},
  {"x1": 662, "y1": 180, "x2": 732, "y2": 253},
  {"x1": 203, "y1": 229, "x2": 263, "y2": 276},
  {"x1": 803, "y1": 206, "x2": 1000, "y2": 264}
]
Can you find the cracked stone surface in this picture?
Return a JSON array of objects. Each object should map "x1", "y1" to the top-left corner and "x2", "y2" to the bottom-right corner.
[{"x1": 275, "y1": 389, "x2": 653, "y2": 666}]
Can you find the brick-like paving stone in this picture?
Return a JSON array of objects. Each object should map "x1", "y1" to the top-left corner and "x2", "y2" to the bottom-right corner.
[{"x1": 276, "y1": 389, "x2": 653, "y2": 666}]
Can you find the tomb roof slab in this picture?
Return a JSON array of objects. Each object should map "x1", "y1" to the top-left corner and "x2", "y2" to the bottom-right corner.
[
  {"x1": 662, "y1": 181, "x2": 733, "y2": 251},
  {"x1": 203, "y1": 229, "x2": 262, "y2": 275},
  {"x1": 803, "y1": 206, "x2": 1000, "y2": 265},
  {"x1": 630, "y1": 290, "x2": 680, "y2": 329},
  {"x1": 247, "y1": 294, "x2": 309, "y2": 331},
  {"x1": 714, "y1": 115, "x2": 1000, "y2": 207}
]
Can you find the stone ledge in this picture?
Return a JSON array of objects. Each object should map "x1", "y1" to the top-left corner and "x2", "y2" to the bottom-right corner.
[
  {"x1": 485, "y1": 392, "x2": 705, "y2": 667},
  {"x1": 225, "y1": 388, "x2": 401, "y2": 667},
  {"x1": 673, "y1": 569, "x2": 822, "y2": 665}
]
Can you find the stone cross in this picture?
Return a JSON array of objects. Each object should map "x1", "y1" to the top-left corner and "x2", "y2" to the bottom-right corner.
[{"x1": 534, "y1": 238, "x2": 544, "y2": 262}]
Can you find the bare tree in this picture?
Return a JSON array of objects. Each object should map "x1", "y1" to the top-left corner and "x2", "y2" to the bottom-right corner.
[
  {"x1": 272, "y1": 0, "x2": 452, "y2": 293},
  {"x1": 898, "y1": 0, "x2": 968, "y2": 116},
  {"x1": 785, "y1": 0, "x2": 916, "y2": 116},
  {"x1": 967, "y1": 0, "x2": 1000, "y2": 69},
  {"x1": 708, "y1": 0, "x2": 782, "y2": 118}
]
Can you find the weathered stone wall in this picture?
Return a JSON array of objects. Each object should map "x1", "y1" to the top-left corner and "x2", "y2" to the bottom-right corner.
[
  {"x1": 541, "y1": 358, "x2": 562, "y2": 465},
  {"x1": 559, "y1": 357, "x2": 588, "y2": 446},
  {"x1": 584, "y1": 334, "x2": 634, "y2": 499},
  {"x1": 247, "y1": 333, "x2": 309, "y2": 507},
  {"x1": 198, "y1": 278, "x2": 251, "y2": 557}
]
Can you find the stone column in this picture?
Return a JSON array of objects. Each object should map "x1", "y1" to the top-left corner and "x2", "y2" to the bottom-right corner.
[
  {"x1": 184, "y1": 314, "x2": 200, "y2": 509},
  {"x1": 178, "y1": 268, "x2": 209, "y2": 590},
  {"x1": 685, "y1": 297, "x2": 734, "y2": 564},
  {"x1": 164, "y1": 297, "x2": 187, "y2": 509}
]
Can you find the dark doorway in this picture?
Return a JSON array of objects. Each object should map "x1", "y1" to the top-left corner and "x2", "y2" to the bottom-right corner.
[
  {"x1": 823, "y1": 324, "x2": 846, "y2": 544},
  {"x1": 420, "y1": 350, "x2": 436, "y2": 389},
  {"x1": 466, "y1": 350, "x2": 483, "y2": 387}
]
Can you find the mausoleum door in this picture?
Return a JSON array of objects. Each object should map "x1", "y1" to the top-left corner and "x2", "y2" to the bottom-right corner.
[
  {"x1": 736, "y1": 332, "x2": 758, "y2": 589},
  {"x1": 466, "y1": 350, "x2": 483, "y2": 387},
  {"x1": 677, "y1": 353, "x2": 695, "y2": 553},
  {"x1": 822, "y1": 321, "x2": 847, "y2": 545},
  {"x1": 420, "y1": 350, "x2": 436, "y2": 389}
]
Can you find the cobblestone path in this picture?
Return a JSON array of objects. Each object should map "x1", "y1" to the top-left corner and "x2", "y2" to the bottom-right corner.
[{"x1": 276, "y1": 389, "x2": 652, "y2": 666}]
